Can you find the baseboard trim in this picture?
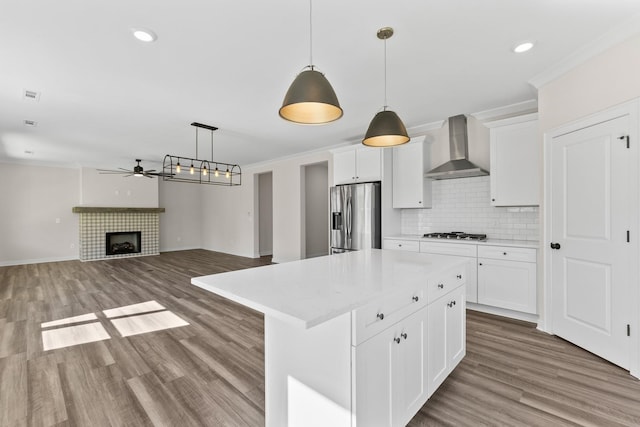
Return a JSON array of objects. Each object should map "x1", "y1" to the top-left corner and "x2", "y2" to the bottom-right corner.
[
  {"x1": 0, "y1": 255, "x2": 78, "y2": 267},
  {"x1": 467, "y1": 302, "x2": 539, "y2": 325}
]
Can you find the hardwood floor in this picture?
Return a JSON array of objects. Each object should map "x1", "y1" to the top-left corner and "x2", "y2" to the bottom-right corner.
[{"x1": 1, "y1": 249, "x2": 639, "y2": 426}]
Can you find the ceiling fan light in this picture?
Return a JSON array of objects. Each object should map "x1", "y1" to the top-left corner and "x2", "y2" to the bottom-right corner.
[
  {"x1": 279, "y1": 69, "x2": 343, "y2": 124},
  {"x1": 363, "y1": 110, "x2": 410, "y2": 147}
]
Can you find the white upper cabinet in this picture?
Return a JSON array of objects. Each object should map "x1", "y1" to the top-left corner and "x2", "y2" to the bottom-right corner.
[
  {"x1": 392, "y1": 137, "x2": 432, "y2": 208},
  {"x1": 485, "y1": 113, "x2": 539, "y2": 206},
  {"x1": 332, "y1": 145, "x2": 382, "y2": 185}
]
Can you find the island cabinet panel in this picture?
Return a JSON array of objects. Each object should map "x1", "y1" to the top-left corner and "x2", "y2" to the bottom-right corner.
[
  {"x1": 352, "y1": 286, "x2": 426, "y2": 346},
  {"x1": 427, "y1": 285, "x2": 466, "y2": 396},
  {"x1": 265, "y1": 313, "x2": 353, "y2": 427},
  {"x1": 352, "y1": 265, "x2": 466, "y2": 427},
  {"x1": 353, "y1": 307, "x2": 428, "y2": 427}
]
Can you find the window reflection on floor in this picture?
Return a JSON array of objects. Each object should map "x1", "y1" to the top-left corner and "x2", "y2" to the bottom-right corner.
[{"x1": 40, "y1": 300, "x2": 189, "y2": 350}]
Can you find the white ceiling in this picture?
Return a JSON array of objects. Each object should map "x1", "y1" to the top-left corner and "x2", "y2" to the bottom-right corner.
[{"x1": 1, "y1": 0, "x2": 640, "y2": 171}]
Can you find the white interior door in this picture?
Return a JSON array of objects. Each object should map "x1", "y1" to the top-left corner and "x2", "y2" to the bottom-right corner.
[{"x1": 551, "y1": 115, "x2": 632, "y2": 369}]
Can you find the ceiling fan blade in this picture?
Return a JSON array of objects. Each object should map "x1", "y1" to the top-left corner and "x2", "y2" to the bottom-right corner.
[
  {"x1": 146, "y1": 169, "x2": 157, "y2": 173},
  {"x1": 119, "y1": 168, "x2": 133, "y2": 172},
  {"x1": 97, "y1": 169, "x2": 128, "y2": 174}
]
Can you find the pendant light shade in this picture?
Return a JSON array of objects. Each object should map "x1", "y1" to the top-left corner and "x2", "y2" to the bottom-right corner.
[
  {"x1": 279, "y1": 68, "x2": 343, "y2": 124},
  {"x1": 279, "y1": 0, "x2": 342, "y2": 125},
  {"x1": 362, "y1": 27, "x2": 410, "y2": 147},
  {"x1": 363, "y1": 110, "x2": 409, "y2": 147}
]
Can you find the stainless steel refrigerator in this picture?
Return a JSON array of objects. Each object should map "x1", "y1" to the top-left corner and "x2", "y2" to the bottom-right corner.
[{"x1": 330, "y1": 182, "x2": 381, "y2": 254}]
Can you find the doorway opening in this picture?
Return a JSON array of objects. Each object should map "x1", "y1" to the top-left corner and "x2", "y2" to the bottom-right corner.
[
  {"x1": 258, "y1": 172, "x2": 273, "y2": 258},
  {"x1": 302, "y1": 162, "x2": 329, "y2": 259}
]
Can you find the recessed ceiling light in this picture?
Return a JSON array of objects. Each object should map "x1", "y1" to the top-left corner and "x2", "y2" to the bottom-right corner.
[
  {"x1": 132, "y1": 28, "x2": 157, "y2": 43},
  {"x1": 513, "y1": 41, "x2": 534, "y2": 53}
]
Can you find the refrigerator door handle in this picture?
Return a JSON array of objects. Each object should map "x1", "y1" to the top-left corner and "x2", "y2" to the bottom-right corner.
[{"x1": 346, "y1": 196, "x2": 352, "y2": 236}]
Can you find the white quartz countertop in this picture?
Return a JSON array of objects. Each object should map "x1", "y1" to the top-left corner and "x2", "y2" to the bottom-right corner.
[
  {"x1": 384, "y1": 234, "x2": 539, "y2": 249},
  {"x1": 191, "y1": 249, "x2": 467, "y2": 329}
]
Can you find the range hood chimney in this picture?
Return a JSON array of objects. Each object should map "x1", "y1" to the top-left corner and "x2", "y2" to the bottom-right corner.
[{"x1": 424, "y1": 115, "x2": 488, "y2": 180}]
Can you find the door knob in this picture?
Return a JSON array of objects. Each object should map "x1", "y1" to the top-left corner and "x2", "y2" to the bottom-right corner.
[{"x1": 550, "y1": 242, "x2": 561, "y2": 250}]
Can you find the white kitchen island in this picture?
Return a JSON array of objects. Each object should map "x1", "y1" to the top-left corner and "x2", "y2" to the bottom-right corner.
[{"x1": 192, "y1": 249, "x2": 467, "y2": 427}]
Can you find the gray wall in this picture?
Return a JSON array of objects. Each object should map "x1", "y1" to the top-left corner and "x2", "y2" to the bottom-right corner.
[{"x1": 304, "y1": 163, "x2": 329, "y2": 258}]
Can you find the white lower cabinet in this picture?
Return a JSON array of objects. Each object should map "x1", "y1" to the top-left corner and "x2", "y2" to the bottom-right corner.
[
  {"x1": 477, "y1": 245, "x2": 537, "y2": 314},
  {"x1": 354, "y1": 307, "x2": 427, "y2": 427},
  {"x1": 353, "y1": 270, "x2": 466, "y2": 427},
  {"x1": 426, "y1": 285, "x2": 466, "y2": 395}
]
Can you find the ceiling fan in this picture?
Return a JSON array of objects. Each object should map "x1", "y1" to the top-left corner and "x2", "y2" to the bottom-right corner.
[{"x1": 97, "y1": 159, "x2": 170, "y2": 178}]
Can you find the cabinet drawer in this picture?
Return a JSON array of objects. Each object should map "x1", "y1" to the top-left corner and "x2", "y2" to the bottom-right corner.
[
  {"x1": 477, "y1": 245, "x2": 536, "y2": 263},
  {"x1": 426, "y1": 267, "x2": 465, "y2": 304},
  {"x1": 420, "y1": 241, "x2": 477, "y2": 257},
  {"x1": 383, "y1": 239, "x2": 419, "y2": 252},
  {"x1": 352, "y1": 287, "x2": 426, "y2": 346}
]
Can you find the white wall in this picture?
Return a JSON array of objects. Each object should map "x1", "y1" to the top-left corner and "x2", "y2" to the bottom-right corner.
[
  {"x1": 538, "y1": 34, "x2": 640, "y2": 133},
  {"x1": 201, "y1": 150, "x2": 333, "y2": 263},
  {"x1": 258, "y1": 172, "x2": 273, "y2": 256},
  {"x1": 304, "y1": 162, "x2": 329, "y2": 258},
  {"x1": 79, "y1": 168, "x2": 159, "y2": 207},
  {"x1": 0, "y1": 163, "x2": 79, "y2": 265},
  {"x1": 159, "y1": 180, "x2": 202, "y2": 251}
]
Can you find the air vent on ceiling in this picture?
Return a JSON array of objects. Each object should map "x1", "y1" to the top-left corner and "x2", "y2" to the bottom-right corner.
[
  {"x1": 23, "y1": 89, "x2": 41, "y2": 101},
  {"x1": 24, "y1": 119, "x2": 38, "y2": 127}
]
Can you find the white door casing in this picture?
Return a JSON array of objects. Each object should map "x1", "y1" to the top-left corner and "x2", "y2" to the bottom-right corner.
[{"x1": 544, "y1": 99, "x2": 639, "y2": 377}]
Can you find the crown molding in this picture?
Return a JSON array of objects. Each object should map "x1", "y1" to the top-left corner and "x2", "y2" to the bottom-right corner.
[
  {"x1": 529, "y1": 12, "x2": 640, "y2": 89},
  {"x1": 470, "y1": 99, "x2": 538, "y2": 121},
  {"x1": 483, "y1": 113, "x2": 539, "y2": 129}
]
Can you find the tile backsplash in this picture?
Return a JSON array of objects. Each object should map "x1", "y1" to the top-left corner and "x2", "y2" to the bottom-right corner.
[{"x1": 401, "y1": 176, "x2": 539, "y2": 241}]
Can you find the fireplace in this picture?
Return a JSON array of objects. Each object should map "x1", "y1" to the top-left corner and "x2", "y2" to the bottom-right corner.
[{"x1": 106, "y1": 231, "x2": 141, "y2": 256}]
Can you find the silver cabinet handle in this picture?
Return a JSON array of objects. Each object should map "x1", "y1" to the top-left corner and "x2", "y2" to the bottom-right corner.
[
  {"x1": 401, "y1": 333, "x2": 408, "y2": 340},
  {"x1": 437, "y1": 283, "x2": 444, "y2": 289},
  {"x1": 377, "y1": 312, "x2": 384, "y2": 321},
  {"x1": 394, "y1": 337, "x2": 401, "y2": 344},
  {"x1": 412, "y1": 295, "x2": 419, "y2": 302},
  {"x1": 456, "y1": 274, "x2": 462, "y2": 279}
]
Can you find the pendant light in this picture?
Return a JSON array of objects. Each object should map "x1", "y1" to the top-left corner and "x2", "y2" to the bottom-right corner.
[
  {"x1": 279, "y1": 0, "x2": 343, "y2": 124},
  {"x1": 362, "y1": 27, "x2": 410, "y2": 147}
]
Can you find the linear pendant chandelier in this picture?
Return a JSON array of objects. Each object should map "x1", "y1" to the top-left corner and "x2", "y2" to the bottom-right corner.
[
  {"x1": 279, "y1": 0, "x2": 343, "y2": 124},
  {"x1": 363, "y1": 27, "x2": 410, "y2": 147},
  {"x1": 163, "y1": 122, "x2": 241, "y2": 186}
]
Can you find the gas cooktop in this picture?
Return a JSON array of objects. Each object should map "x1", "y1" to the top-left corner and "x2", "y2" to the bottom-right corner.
[{"x1": 423, "y1": 232, "x2": 487, "y2": 241}]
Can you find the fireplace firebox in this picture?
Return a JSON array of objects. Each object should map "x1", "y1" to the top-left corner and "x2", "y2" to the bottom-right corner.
[{"x1": 106, "y1": 231, "x2": 142, "y2": 256}]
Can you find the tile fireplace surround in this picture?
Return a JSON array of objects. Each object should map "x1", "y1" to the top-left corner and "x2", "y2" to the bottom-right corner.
[{"x1": 72, "y1": 207, "x2": 165, "y2": 261}]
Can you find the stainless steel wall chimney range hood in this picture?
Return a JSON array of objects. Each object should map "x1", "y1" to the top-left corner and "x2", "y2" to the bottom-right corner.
[{"x1": 424, "y1": 115, "x2": 488, "y2": 180}]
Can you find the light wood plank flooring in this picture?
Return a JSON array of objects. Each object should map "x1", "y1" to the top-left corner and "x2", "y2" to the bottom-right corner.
[{"x1": 1, "y1": 249, "x2": 639, "y2": 426}]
